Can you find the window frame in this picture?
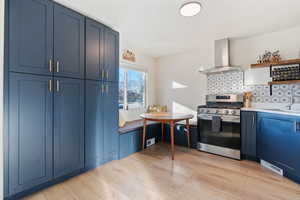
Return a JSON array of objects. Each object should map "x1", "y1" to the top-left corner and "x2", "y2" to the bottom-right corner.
[{"x1": 119, "y1": 64, "x2": 148, "y2": 111}]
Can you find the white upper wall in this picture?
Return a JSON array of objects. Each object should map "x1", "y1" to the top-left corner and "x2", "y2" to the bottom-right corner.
[
  {"x1": 156, "y1": 26, "x2": 300, "y2": 116},
  {"x1": 231, "y1": 25, "x2": 300, "y2": 67},
  {"x1": 120, "y1": 39, "x2": 157, "y2": 106},
  {"x1": 156, "y1": 41, "x2": 213, "y2": 120}
]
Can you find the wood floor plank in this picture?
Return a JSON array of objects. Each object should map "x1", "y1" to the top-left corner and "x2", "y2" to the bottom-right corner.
[{"x1": 23, "y1": 143, "x2": 300, "y2": 200}]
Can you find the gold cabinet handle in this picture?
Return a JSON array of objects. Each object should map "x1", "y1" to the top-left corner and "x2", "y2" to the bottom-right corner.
[
  {"x1": 49, "y1": 80, "x2": 52, "y2": 92},
  {"x1": 101, "y1": 84, "x2": 104, "y2": 93},
  {"x1": 56, "y1": 61, "x2": 60, "y2": 73},
  {"x1": 49, "y1": 59, "x2": 53, "y2": 72},
  {"x1": 101, "y1": 69, "x2": 105, "y2": 80},
  {"x1": 106, "y1": 84, "x2": 109, "y2": 93},
  {"x1": 56, "y1": 80, "x2": 60, "y2": 92}
]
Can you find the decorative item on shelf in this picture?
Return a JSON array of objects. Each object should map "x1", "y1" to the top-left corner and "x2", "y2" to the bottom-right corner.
[
  {"x1": 244, "y1": 92, "x2": 253, "y2": 108},
  {"x1": 122, "y1": 49, "x2": 136, "y2": 62},
  {"x1": 271, "y1": 50, "x2": 281, "y2": 63},
  {"x1": 262, "y1": 50, "x2": 272, "y2": 63},
  {"x1": 257, "y1": 50, "x2": 281, "y2": 64},
  {"x1": 146, "y1": 105, "x2": 167, "y2": 113},
  {"x1": 257, "y1": 55, "x2": 262, "y2": 64}
]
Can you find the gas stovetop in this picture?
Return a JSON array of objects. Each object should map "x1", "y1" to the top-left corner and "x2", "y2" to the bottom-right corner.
[{"x1": 197, "y1": 94, "x2": 244, "y2": 117}]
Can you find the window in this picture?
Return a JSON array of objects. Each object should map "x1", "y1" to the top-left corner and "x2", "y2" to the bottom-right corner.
[{"x1": 119, "y1": 67, "x2": 146, "y2": 110}]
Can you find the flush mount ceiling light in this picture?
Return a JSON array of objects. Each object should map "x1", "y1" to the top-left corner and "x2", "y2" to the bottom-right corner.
[{"x1": 180, "y1": 1, "x2": 202, "y2": 17}]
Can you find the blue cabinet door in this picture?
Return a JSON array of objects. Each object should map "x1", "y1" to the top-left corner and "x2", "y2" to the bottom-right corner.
[
  {"x1": 54, "y1": 77, "x2": 84, "y2": 178},
  {"x1": 103, "y1": 82, "x2": 119, "y2": 162},
  {"x1": 104, "y1": 29, "x2": 119, "y2": 82},
  {"x1": 8, "y1": 0, "x2": 53, "y2": 76},
  {"x1": 257, "y1": 113, "x2": 300, "y2": 177},
  {"x1": 85, "y1": 18, "x2": 105, "y2": 81},
  {"x1": 8, "y1": 73, "x2": 53, "y2": 195},
  {"x1": 85, "y1": 80, "x2": 104, "y2": 169},
  {"x1": 54, "y1": 4, "x2": 85, "y2": 79},
  {"x1": 119, "y1": 130, "x2": 142, "y2": 159},
  {"x1": 241, "y1": 111, "x2": 257, "y2": 159},
  {"x1": 119, "y1": 133, "x2": 134, "y2": 159}
]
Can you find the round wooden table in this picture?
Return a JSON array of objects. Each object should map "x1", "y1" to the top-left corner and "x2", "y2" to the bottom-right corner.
[{"x1": 140, "y1": 113, "x2": 194, "y2": 160}]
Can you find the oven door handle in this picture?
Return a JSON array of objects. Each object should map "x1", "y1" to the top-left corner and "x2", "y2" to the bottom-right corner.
[{"x1": 198, "y1": 115, "x2": 240, "y2": 123}]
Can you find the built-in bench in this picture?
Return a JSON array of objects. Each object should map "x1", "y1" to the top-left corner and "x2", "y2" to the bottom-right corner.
[{"x1": 118, "y1": 120, "x2": 198, "y2": 159}]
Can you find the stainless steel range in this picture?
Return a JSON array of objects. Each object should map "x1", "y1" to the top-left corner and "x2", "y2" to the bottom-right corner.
[{"x1": 197, "y1": 94, "x2": 244, "y2": 160}]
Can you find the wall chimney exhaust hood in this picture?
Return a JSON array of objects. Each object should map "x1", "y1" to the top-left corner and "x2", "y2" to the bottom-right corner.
[{"x1": 199, "y1": 38, "x2": 242, "y2": 74}]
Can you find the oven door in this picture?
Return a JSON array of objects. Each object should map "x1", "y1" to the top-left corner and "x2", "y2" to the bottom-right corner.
[{"x1": 198, "y1": 115, "x2": 241, "y2": 150}]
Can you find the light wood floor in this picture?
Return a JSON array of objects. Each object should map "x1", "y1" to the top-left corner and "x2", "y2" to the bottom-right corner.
[{"x1": 24, "y1": 144, "x2": 300, "y2": 200}]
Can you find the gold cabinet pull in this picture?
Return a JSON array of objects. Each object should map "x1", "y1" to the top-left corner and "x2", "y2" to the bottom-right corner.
[
  {"x1": 49, "y1": 80, "x2": 52, "y2": 92},
  {"x1": 101, "y1": 69, "x2": 105, "y2": 80},
  {"x1": 49, "y1": 59, "x2": 53, "y2": 72},
  {"x1": 106, "y1": 84, "x2": 109, "y2": 93},
  {"x1": 56, "y1": 61, "x2": 60, "y2": 73},
  {"x1": 101, "y1": 84, "x2": 105, "y2": 93},
  {"x1": 56, "y1": 80, "x2": 60, "y2": 92},
  {"x1": 106, "y1": 71, "x2": 109, "y2": 80}
]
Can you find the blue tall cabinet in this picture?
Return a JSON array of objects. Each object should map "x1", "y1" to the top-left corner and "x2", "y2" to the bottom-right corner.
[
  {"x1": 5, "y1": 0, "x2": 119, "y2": 198},
  {"x1": 8, "y1": 0, "x2": 54, "y2": 76},
  {"x1": 8, "y1": 73, "x2": 54, "y2": 195},
  {"x1": 85, "y1": 18, "x2": 119, "y2": 168},
  {"x1": 53, "y1": 78, "x2": 85, "y2": 178}
]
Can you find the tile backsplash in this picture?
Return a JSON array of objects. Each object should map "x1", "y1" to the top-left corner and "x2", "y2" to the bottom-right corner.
[{"x1": 207, "y1": 71, "x2": 300, "y2": 103}]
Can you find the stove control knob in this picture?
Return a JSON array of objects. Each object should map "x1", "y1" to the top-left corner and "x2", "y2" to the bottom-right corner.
[
  {"x1": 224, "y1": 110, "x2": 229, "y2": 114},
  {"x1": 231, "y1": 110, "x2": 236, "y2": 115},
  {"x1": 206, "y1": 110, "x2": 210, "y2": 114},
  {"x1": 215, "y1": 110, "x2": 219, "y2": 114}
]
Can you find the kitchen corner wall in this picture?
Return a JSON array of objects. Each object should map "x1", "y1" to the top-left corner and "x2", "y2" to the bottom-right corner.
[
  {"x1": 119, "y1": 40, "x2": 157, "y2": 122},
  {"x1": 156, "y1": 25, "x2": 300, "y2": 113},
  {"x1": 156, "y1": 41, "x2": 213, "y2": 120}
]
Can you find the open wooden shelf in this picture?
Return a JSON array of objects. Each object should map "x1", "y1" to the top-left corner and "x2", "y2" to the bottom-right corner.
[
  {"x1": 251, "y1": 59, "x2": 300, "y2": 68},
  {"x1": 268, "y1": 80, "x2": 300, "y2": 85}
]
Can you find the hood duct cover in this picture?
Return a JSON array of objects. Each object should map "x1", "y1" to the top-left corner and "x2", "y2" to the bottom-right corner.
[{"x1": 199, "y1": 38, "x2": 242, "y2": 74}]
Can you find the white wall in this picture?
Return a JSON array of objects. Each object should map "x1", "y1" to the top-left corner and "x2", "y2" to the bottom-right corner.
[
  {"x1": 119, "y1": 39, "x2": 157, "y2": 122},
  {"x1": 156, "y1": 41, "x2": 213, "y2": 121},
  {"x1": 231, "y1": 26, "x2": 300, "y2": 67},
  {"x1": 0, "y1": 0, "x2": 4, "y2": 199},
  {"x1": 156, "y1": 26, "x2": 300, "y2": 114}
]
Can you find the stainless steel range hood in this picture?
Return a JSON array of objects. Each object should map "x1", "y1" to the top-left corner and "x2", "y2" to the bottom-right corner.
[{"x1": 199, "y1": 38, "x2": 242, "y2": 74}]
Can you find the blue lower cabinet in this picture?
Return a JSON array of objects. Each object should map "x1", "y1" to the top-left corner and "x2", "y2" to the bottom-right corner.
[
  {"x1": 257, "y1": 112, "x2": 300, "y2": 182},
  {"x1": 103, "y1": 82, "x2": 119, "y2": 162},
  {"x1": 85, "y1": 80, "x2": 104, "y2": 169},
  {"x1": 241, "y1": 111, "x2": 257, "y2": 160},
  {"x1": 8, "y1": 73, "x2": 53, "y2": 195},
  {"x1": 54, "y1": 77, "x2": 85, "y2": 178},
  {"x1": 164, "y1": 124, "x2": 196, "y2": 148},
  {"x1": 119, "y1": 130, "x2": 142, "y2": 159}
]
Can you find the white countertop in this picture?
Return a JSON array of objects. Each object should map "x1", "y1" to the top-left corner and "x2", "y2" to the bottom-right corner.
[{"x1": 241, "y1": 107, "x2": 300, "y2": 117}]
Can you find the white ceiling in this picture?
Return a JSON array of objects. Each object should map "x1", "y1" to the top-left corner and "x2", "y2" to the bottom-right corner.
[{"x1": 55, "y1": 0, "x2": 300, "y2": 58}]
